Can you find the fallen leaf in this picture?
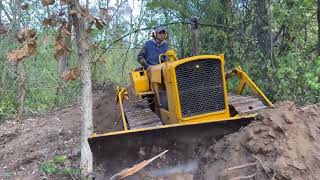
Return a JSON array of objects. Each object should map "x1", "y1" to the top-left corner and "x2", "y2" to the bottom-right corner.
[
  {"x1": 41, "y1": 0, "x2": 55, "y2": 6},
  {"x1": 64, "y1": 68, "x2": 80, "y2": 82}
]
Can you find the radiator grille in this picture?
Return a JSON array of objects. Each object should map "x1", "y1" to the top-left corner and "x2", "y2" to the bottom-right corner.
[{"x1": 175, "y1": 59, "x2": 225, "y2": 118}]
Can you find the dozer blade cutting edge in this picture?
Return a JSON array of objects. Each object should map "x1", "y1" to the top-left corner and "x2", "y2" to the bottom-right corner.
[{"x1": 88, "y1": 115, "x2": 255, "y2": 179}]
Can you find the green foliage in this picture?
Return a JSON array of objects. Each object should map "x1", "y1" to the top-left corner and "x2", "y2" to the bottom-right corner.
[
  {"x1": 38, "y1": 155, "x2": 80, "y2": 177},
  {"x1": 52, "y1": 155, "x2": 67, "y2": 164},
  {"x1": 145, "y1": 0, "x2": 320, "y2": 104},
  {"x1": 38, "y1": 162, "x2": 59, "y2": 174},
  {"x1": 0, "y1": 92, "x2": 17, "y2": 120}
]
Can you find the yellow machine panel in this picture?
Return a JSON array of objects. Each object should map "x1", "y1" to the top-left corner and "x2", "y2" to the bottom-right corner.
[{"x1": 130, "y1": 69, "x2": 150, "y2": 95}]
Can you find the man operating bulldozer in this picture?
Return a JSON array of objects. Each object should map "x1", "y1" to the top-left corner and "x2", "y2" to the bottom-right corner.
[{"x1": 137, "y1": 27, "x2": 169, "y2": 68}]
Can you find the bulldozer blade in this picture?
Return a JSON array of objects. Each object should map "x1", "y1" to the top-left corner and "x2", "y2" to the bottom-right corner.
[{"x1": 89, "y1": 116, "x2": 254, "y2": 179}]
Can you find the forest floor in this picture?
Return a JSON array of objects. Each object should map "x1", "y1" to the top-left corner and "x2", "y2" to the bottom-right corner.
[{"x1": 0, "y1": 88, "x2": 320, "y2": 179}]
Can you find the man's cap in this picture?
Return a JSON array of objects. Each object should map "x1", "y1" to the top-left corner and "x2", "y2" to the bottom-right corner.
[{"x1": 155, "y1": 27, "x2": 166, "y2": 33}]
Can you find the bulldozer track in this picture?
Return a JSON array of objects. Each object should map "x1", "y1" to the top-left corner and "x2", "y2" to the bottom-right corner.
[
  {"x1": 123, "y1": 100, "x2": 162, "y2": 130},
  {"x1": 123, "y1": 95, "x2": 267, "y2": 130}
]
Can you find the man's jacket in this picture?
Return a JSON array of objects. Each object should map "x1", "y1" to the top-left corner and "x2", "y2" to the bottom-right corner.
[{"x1": 137, "y1": 39, "x2": 168, "y2": 68}]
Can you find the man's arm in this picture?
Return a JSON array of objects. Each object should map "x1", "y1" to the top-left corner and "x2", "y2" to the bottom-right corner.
[{"x1": 137, "y1": 45, "x2": 148, "y2": 67}]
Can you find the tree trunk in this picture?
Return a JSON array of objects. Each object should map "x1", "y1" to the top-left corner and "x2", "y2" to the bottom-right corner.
[
  {"x1": 15, "y1": 63, "x2": 26, "y2": 120},
  {"x1": 191, "y1": 17, "x2": 199, "y2": 55},
  {"x1": 317, "y1": 0, "x2": 320, "y2": 55},
  {"x1": 86, "y1": 0, "x2": 89, "y2": 10},
  {"x1": 254, "y1": 0, "x2": 275, "y2": 69},
  {"x1": 0, "y1": 1, "x2": 13, "y2": 23},
  {"x1": 0, "y1": 0, "x2": 2, "y2": 22},
  {"x1": 70, "y1": 0, "x2": 93, "y2": 179}
]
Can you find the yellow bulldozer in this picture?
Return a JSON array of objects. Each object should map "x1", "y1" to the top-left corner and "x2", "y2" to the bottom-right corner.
[{"x1": 89, "y1": 50, "x2": 273, "y2": 179}]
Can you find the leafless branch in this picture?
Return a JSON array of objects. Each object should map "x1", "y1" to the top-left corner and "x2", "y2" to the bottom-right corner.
[
  {"x1": 226, "y1": 162, "x2": 257, "y2": 172},
  {"x1": 230, "y1": 173, "x2": 256, "y2": 180},
  {"x1": 250, "y1": 154, "x2": 272, "y2": 178}
]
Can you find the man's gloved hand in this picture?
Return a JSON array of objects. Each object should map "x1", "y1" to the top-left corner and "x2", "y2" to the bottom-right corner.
[
  {"x1": 147, "y1": 65, "x2": 154, "y2": 70},
  {"x1": 139, "y1": 58, "x2": 147, "y2": 67}
]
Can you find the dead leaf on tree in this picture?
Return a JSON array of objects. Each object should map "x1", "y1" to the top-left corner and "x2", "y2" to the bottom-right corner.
[
  {"x1": 99, "y1": 8, "x2": 112, "y2": 22},
  {"x1": 16, "y1": 29, "x2": 36, "y2": 43},
  {"x1": 99, "y1": 8, "x2": 108, "y2": 17},
  {"x1": 0, "y1": 23, "x2": 7, "y2": 35},
  {"x1": 69, "y1": 9, "x2": 78, "y2": 15},
  {"x1": 95, "y1": 19, "x2": 104, "y2": 30},
  {"x1": 7, "y1": 37, "x2": 37, "y2": 62},
  {"x1": 7, "y1": 44, "x2": 29, "y2": 62},
  {"x1": 58, "y1": 10, "x2": 66, "y2": 16},
  {"x1": 60, "y1": 0, "x2": 70, "y2": 5},
  {"x1": 80, "y1": 6, "x2": 95, "y2": 23},
  {"x1": 21, "y1": 3, "x2": 29, "y2": 10},
  {"x1": 42, "y1": 18, "x2": 54, "y2": 27},
  {"x1": 41, "y1": 0, "x2": 55, "y2": 6},
  {"x1": 64, "y1": 68, "x2": 80, "y2": 82},
  {"x1": 27, "y1": 38, "x2": 37, "y2": 55},
  {"x1": 86, "y1": 22, "x2": 94, "y2": 33},
  {"x1": 54, "y1": 34, "x2": 65, "y2": 61},
  {"x1": 62, "y1": 26, "x2": 72, "y2": 37}
]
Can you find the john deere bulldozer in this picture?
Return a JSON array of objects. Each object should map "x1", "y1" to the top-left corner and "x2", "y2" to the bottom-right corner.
[{"x1": 89, "y1": 50, "x2": 272, "y2": 179}]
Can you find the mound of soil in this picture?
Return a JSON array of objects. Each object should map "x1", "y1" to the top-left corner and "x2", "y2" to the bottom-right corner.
[
  {"x1": 201, "y1": 101, "x2": 320, "y2": 180},
  {"x1": 0, "y1": 89, "x2": 121, "y2": 179}
]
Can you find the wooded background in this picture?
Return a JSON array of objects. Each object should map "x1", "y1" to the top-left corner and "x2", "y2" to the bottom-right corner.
[{"x1": 1, "y1": 0, "x2": 320, "y2": 121}]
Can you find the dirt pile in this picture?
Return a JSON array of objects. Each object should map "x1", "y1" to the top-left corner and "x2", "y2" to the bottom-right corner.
[
  {"x1": 0, "y1": 90, "x2": 121, "y2": 179},
  {"x1": 201, "y1": 102, "x2": 320, "y2": 180}
]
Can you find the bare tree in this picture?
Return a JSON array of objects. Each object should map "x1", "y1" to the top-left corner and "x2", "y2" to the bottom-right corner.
[
  {"x1": 0, "y1": 0, "x2": 2, "y2": 23},
  {"x1": 69, "y1": 0, "x2": 93, "y2": 179},
  {"x1": 16, "y1": 63, "x2": 26, "y2": 120},
  {"x1": 254, "y1": 0, "x2": 275, "y2": 70}
]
